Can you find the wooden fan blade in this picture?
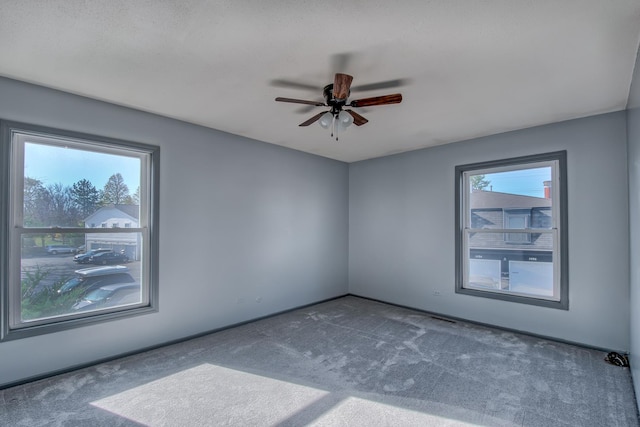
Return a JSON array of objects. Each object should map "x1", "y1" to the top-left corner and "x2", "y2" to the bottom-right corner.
[
  {"x1": 333, "y1": 73, "x2": 353, "y2": 100},
  {"x1": 276, "y1": 97, "x2": 326, "y2": 106},
  {"x1": 299, "y1": 111, "x2": 327, "y2": 127},
  {"x1": 344, "y1": 109, "x2": 368, "y2": 126},
  {"x1": 350, "y1": 93, "x2": 402, "y2": 108}
]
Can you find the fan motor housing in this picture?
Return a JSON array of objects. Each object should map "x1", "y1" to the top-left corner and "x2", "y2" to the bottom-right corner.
[{"x1": 323, "y1": 84, "x2": 349, "y2": 104}]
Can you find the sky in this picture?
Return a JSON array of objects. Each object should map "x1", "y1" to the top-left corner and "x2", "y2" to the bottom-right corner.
[
  {"x1": 24, "y1": 142, "x2": 141, "y2": 192},
  {"x1": 477, "y1": 166, "x2": 551, "y2": 198}
]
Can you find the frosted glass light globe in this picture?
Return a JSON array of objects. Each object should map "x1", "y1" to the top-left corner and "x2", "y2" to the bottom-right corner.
[
  {"x1": 319, "y1": 112, "x2": 333, "y2": 129},
  {"x1": 338, "y1": 110, "x2": 353, "y2": 128}
]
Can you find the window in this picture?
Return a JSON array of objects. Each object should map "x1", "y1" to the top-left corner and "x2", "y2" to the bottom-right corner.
[
  {"x1": 503, "y1": 209, "x2": 531, "y2": 243},
  {"x1": 0, "y1": 120, "x2": 159, "y2": 340},
  {"x1": 455, "y1": 151, "x2": 567, "y2": 309}
]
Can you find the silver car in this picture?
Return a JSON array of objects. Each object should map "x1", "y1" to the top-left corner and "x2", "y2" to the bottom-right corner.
[
  {"x1": 71, "y1": 282, "x2": 141, "y2": 311},
  {"x1": 46, "y1": 245, "x2": 77, "y2": 255}
]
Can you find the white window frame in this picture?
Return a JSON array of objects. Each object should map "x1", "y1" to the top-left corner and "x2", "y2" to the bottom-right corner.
[
  {"x1": 455, "y1": 151, "x2": 568, "y2": 309},
  {"x1": 0, "y1": 120, "x2": 160, "y2": 340}
]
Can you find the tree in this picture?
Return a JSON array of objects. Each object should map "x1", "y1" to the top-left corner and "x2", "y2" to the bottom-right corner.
[
  {"x1": 24, "y1": 178, "x2": 84, "y2": 228},
  {"x1": 132, "y1": 186, "x2": 140, "y2": 205},
  {"x1": 103, "y1": 173, "x2": 130, "y2": 205},
  {"x1": 71, "y1": 179, "x2": 101, "y2": 219},
  {"x1": 470, "y1": 174, "x2": 491, "y2": 191},
  {"x1": 45, "y1": 183, "x2": 78, "y2": 227},
  {"x1": 23, "y1": 177, "x2": 47, "y2": 227}
]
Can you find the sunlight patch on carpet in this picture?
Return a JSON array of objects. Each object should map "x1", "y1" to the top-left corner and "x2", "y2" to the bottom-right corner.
[
  {"x1": 91, "y1": 363, "x2": 330, "y2": 426},
  {"x1": 90, "y1": 363, "x2": 472, "y2": 426}
]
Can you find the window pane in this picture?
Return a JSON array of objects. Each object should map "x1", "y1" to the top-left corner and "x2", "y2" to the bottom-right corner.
[
  {"x1": 23, "y1": 141, "x2": 141, "y2": 228},
  {"x1": 469, "y1": 166, "x2": 552, "y2": 199},
  {"x1": 467, "y1": 245, "x2": 553, "y2": 297},
  {"x1": 508, "y1": 215, "x2": 526, "y2": 228},
  {"x1": 20, "y1": 232, "x2": 144, "y2": 323},
  {"x1": 509, "y1": 260, "x2": 554, "y2": 297},
  {"x1": 468, "y1": 258, "x2": 501, "y2": 289}
]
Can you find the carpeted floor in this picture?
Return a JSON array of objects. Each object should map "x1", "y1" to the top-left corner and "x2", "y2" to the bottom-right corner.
[{"x1": 1, "y1": 296, "x2": 638, "y2": 426}]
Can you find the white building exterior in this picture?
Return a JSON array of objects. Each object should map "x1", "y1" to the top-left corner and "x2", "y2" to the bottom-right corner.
[{"x1": 84, "y1": 205, "x2": 141, "y2": 260}]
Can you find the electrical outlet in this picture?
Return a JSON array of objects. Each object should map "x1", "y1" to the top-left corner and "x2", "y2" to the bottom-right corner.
[{"x1": 433, "y1": 291, "x2": 441, "y2": 296}]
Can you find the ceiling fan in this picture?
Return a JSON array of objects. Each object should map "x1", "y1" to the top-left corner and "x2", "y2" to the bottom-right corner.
[{"x1": 275, "y1": 73, "x2": 402, "y2": 140}]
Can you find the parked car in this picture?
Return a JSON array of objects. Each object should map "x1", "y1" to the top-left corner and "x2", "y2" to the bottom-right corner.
[
  {"x1": 73, "y1": 248, "x2": 113, "y2": 264},
  {"x1": 57, "y1": 265, "x2": 135, "y2": 296},
  {"x1": 71, "y1": 283, "x2": 141, "y2": 311},
  {"x1": 46, "y1": 245, "x2": 77, "y2": 255},
  {"x1": 89, "y1": 251, "x2": 129, "y2": 265}
]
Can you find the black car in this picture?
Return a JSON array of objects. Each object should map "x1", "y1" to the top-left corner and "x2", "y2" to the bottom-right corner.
[
  {"x1": 89, "y1": 251, "x2": 129, "y2": 265},
  {"x1": 73, "y1": 248, "x2": 113, "y2": 264}
]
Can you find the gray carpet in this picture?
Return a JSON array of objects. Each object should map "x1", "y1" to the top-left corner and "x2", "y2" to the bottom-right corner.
[{"x1": 1, "y1": 296, "x2": 638, "y2": 426}]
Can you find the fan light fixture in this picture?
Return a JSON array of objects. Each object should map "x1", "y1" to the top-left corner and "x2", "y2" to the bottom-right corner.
[{"x1": 319, "y1": 111, "x2": 354, "y2": 141}]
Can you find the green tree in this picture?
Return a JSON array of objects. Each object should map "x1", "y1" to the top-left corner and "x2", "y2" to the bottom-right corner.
[
  {"x1": 24, "y1": 178, "x2": 83, "y2": 245},
  {"x1": 132, "y1": 186, "x2": 140, "y2": 205},
  {"x1": 24, "y1": 177, "x2": 47, "y2": 227},
  {"x1": 71, "y1": 179, "x2": 102, "y2": 219},
  {"x1": 470, "y1": 174, "x2": 491, "y2": 191},
  {"x1": 45, "y1": 183, "x2": 78, "y2": 226},
  {"x1": 103, "y1": 173, "x2": 130, "y2": 205}
]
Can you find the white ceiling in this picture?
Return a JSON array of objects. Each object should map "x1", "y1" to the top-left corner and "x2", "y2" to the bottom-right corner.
[{"x1": 1, "y1": 1, "x2": 639, "y2": 163}]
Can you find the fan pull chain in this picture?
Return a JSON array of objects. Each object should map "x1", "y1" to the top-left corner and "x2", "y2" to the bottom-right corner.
[{"x1": 331, "y1": 114, "x2": 336, "y2": 139}]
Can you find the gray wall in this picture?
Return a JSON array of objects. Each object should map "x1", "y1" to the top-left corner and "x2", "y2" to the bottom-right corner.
[
  {"x1": 627, "y1": 48, "x2": 640, "y2": 408},
  {"x1": 349, "y1": 112, "x2": 630, "y2": 351},
  {"x1": 0, "y1": 77, "x2": 349, "y2": 387},
  {"x1": 0, "y1": 73, "x2": 635, "y2": 388}
]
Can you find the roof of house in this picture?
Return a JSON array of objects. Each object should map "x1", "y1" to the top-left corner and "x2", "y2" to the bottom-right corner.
[
  {"x1": 470, "y1": 190, "x2": 552, "y2": 209},
  {"x1": 112, "y1": 204, "x2": 139, "y2": 220},
  {"x1": 85, "y1": 204, "x2": 140, "y2": 222}
]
